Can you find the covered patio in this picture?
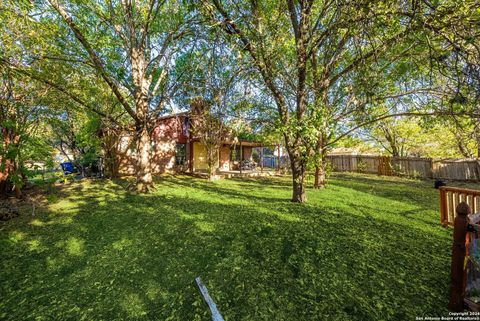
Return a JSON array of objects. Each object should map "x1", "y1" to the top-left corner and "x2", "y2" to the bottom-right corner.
[{"x1": 188, "y1": 138, "x2": 289, "y2": 179}]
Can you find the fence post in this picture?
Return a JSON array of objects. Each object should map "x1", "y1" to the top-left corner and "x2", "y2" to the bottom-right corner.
[
  {"x1": 428, "y1": 158, "x2": 434, "y2": 178},
  {"x1": 449, "y1": 202, "x2": 472, "y2": 311},
  {"x1": 276, "y1": 144, "x2": 280, "y2": 172},
  {"x1": 260, "y1": 147, "x2": 264, "y2": 173}
]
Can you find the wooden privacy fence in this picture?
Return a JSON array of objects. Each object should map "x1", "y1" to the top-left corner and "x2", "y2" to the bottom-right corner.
[
  {"x1": 326, "y1": 154, "x2": 480, "y2": 181},
  {"x1": 440, "y1": 187, "x2": 480, "y2": 226}
]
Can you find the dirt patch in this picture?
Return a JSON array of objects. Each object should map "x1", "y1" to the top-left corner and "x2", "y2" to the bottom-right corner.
[
  {"x1": 0, "y1": 185, "x2": 52, "y2": 221},
  {"x1": 0, "y1": 201, "x2": 19, "y2": 221}
]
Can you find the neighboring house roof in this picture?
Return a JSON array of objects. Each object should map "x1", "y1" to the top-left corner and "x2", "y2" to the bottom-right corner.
[
  {"x1": 329, "y1": 147, "x2": 379, "y2": 156},
  {"x1": 329, "y1": 148, "x2": 360, "y2": 155},
  {"x1": 228, "y1": 140, "x2": 262, "y2": 147},
  {"x1": 189, "y1": 138, "x2": 262, "y2": 147}
]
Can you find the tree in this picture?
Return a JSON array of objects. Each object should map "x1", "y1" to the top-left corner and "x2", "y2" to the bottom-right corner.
[
  {"x1": 203, "y1": 0, "x2": 437, "y2": 200},
  {"x1": 304, "y1": 0, "x2": 474, "y2": 187},
  {"x1": 49, "y1": 110, "x2": 102, "y2": 176},
  {"x1": 0, "y1": 67, "x2": 53, "y2": 198},
  {"x1": 363, "y1": 117, "x2": 466, "y2": 158},
  {"x1": 189, "y1": 98, "x2": 226, "y2": 179},
  {"x1": 1, "y1": 0, "x2": 192, "y2": 192},
  {"x1": 310, "y1": 0, "x2": 480, "y2": 185},
  {"x1": 175, "y1": 27, "x2": 248, "y2": 179},
  {"x1": 448, "y1": 118, "x2": 480, "y2": 158},
  {"x1": 413, "y1": 0, "x2": 480, "y2": 157},
  {"x1": 419, "y1": 116, "x2": 478, "y2": 158},
  {"x1": 47, "y1": 0, "x2": 194, "y2": 192},
  {"x1": 1, "y1": 0, "x2": 478, "y2": 200}
]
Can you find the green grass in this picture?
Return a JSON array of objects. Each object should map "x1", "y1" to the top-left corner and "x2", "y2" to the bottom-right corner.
[
  {"x1": 0, "y1": 173, "x2": 454, "y2": 320},
  {"x1": 29, "y1": 171, "x2": 61, "y2": 186}
]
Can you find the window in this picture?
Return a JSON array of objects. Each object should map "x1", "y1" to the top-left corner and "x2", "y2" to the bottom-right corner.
[{"x1": 175, "y1": 143, "x2": 186, "y2": 165}]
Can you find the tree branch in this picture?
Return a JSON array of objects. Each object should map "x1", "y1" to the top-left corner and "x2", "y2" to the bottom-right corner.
[
  {"x1": 328, "y1": 111, "x2": 480, "y2": 147},
  {"x1": 2, "y1": 59, "x2": 121, "y2": 126},
  {"x1": 48, "y1": 0, "x2": 139, "y2": 123},
  {"x1": 209, "y1": 0, "x2": 289, "y2": 124}
]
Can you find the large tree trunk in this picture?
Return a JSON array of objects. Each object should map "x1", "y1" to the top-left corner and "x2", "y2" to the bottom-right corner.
[
  {"x1": 12, "y1": 155, "x2": 22, "y2": 199},
  {"x1": 102, "y1": 131, "x2": 121, "y2": 179},
  {"x1": 476, "y1": 117, "x2": 480, "y2": 158},
  {"x1": 381, "y1": 125, "x2": 400, "y2": 157},
  {"x1": 132, "y1": 45, "x2": 154, "y2": 193},
  {"x1": 206, "y1": 146, "x2": 218, "y2": 181},
  {"x1": 454, "y1": 131, "x2": 473, "y2": 158},
  {"x1": 135, "y1": 125, "x2": 153, "y2": 193},
  {"x1": 313, "y1": 135, "x2": 327, "y2": 189},
  {"x1": 290, "y1": 152, "x2": 307, "y2": 203},
  {"x1": 100, "y1": 128, "x2": 122, "y2": 179},
  {"x1": 314, "y1": 161, "x2": 326, "y2": 189},
  {"x1": 0, "y1": 129, "x2": 12, "y2": 199},
  {"x1": 0, "y1": 172, "x2": 10, "y2": 199}
]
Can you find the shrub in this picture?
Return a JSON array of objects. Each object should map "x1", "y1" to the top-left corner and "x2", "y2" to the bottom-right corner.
[{"x1": 392, "y1": 164, "x2": 405, "y2": 176}]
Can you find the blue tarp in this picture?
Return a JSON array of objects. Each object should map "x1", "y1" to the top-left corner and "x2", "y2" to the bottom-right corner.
[{"x1": 60, "y1": 162, "x2": 75, "y2": 174}]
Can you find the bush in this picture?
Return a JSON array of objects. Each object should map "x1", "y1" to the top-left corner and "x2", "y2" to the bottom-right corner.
[
  {"x1": 411, "y1": 170, "x2": 422, "y2": 180},
  {"x1": 392, "y1": 164, "x2": 405, "y2": 176}
]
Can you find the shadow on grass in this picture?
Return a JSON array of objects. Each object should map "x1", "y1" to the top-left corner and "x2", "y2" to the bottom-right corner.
[
  {"x1": 158, "y1": 175, "x2": 294, "y2": 205},
  {"x1": 330, "y1": 174, "x2": 438, "y2": 208},
  {"x1": 0, "y1": 175, "x2": 451, "y2": 320}
]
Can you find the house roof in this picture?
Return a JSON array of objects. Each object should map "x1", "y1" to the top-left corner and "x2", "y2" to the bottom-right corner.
[
  {"x1": 157, "y1": 112, "x2": 263, "y2": 146},
  {"x1": 156, "y1": 111, "x2": 189, "y2": 120},
  {"x1": 329, "y1": 147, "x2": 379, "y2": 156}
]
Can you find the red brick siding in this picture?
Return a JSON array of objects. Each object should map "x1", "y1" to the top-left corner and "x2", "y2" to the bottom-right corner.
[
  {"x1": 118, "y1": 116, "x2": 189, "y2": 175},
  {"x1": 243, "y1": 147, "x2": 253, "y2": 160},
  {"x1": 152, "y1": 116, "x2": 189, "y2": 144}
]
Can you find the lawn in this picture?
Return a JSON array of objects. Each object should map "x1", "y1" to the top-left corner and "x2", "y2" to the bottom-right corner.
[{"x1": 0, "y1": 173, "x2": 454, "y2": 320}]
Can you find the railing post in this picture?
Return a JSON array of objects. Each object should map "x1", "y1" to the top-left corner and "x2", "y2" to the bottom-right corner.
[
  {"x1": 440, "y1": 188, "x2": 447, "y2": 226},
  {"x1": 449, "y1": 202, "x2": 472, "y2": 311}
]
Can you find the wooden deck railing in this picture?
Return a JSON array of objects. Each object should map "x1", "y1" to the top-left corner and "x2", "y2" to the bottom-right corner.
[
  {"x1": 440, "y1": 187, "x2": 480, "y2": 227},
  {"x1": 449, "y1": 202, "x2": 472, "y2": 311}
]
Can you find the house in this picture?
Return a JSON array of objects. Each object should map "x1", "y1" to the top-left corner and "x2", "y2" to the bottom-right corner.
[{"x1": 117, "y1": 112, "x2": 262, "y2": 175}]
